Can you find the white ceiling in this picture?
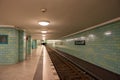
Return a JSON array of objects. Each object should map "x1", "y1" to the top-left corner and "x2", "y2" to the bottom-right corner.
[{"x1": 0, "y1": 0, "x2": 120, "y2": 40}]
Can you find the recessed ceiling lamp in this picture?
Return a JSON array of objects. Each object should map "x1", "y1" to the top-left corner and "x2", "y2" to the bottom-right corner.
[
  {"x1": 42, "y1": 37, "x2": 46, "y2": 40},
  {"x1": 38, "y1": 21, "x2": 50, "y2": 26},
  {"x1": 41, "y1": 30, "x2": 47, "y2": 33},
  {"x1": 42, "y1": 35, "x2": 46, "y2": 37}
]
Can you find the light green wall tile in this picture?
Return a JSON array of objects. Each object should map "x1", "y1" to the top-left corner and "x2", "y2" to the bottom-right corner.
[
  {"x1": 0, "y1": 28, "x2": 18, "y2": 64},
  {"x1": 32, "y1": 40, "x2": 37, "y2": 49},
  {"x1": 52, "y1": 21, "x2": 120, "y2": 74}
]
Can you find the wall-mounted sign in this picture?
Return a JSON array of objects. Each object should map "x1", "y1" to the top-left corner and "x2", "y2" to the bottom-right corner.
[
  {"x1": 75, "y1": 40, "x2": 85, "y2": 45},
  {"x1": 0, "y1": 35, "x2": 8, "y2": 44}
]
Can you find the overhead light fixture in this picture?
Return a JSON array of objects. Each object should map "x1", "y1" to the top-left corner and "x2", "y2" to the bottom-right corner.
[
  {"x1": 41, "y1": 30, "x2": 47, "y2": 33},
  {"x1": 38, "y1": 21, "x2": 50, "y2": 26},
  {"x1": 42, "y1": 35, "x2": 46, "y2": 37},
  {"x1": 41, "y1": 8, "x2": 47, "y2": 13},
  {"x1": 42, "y1": 37, "x2": 46, "y2": 40}
]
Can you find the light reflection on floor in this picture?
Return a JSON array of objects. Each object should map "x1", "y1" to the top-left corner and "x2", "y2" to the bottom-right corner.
[
  {"x1": 0, "y1": 46, "x2": 42, "y2": 80},
  {"x1": 43, "y1": 46, "x2": 59, "y2": 80}
]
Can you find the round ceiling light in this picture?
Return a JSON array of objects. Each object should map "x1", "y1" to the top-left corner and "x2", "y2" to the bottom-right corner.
[
  {"x1": 41, "y1": 30, "x2": 47, "y2": 33},
  {"x1": 38, "y1": 21, "x2": 50, "y2": 26},
  {"x1": 42, "y1": 35, "x2": 46, "y2": 37}
]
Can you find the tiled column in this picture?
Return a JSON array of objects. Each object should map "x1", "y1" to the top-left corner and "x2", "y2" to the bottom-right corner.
[
  {"x1": 27, "y1": 36, "x2": 32, "y2": 55},
  {"x1": 35, "y1": 40, "x2": 37, "y2": 48},
  {"x1": 0, "y1": 28, "x2": 19, "y2": 64},
  {"x1": 32, "y1": 40, "x2": 37, "y2": 49},
  {"x1": 18, "y1": 30, "x2": 26, "y2": 62}
]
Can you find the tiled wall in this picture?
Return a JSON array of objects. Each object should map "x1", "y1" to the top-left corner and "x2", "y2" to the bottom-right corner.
[
  {"x1": 26, "y1": 36, "x2": 32, "y2": 55},
  {"x1": 53, "y1": 21, "x2": 120, "y2": 74},
  {"x1": 32, "y1": 40, "x2": 37, "y2": 49},
  {"x1": 18, "y1": 30, "x2": 26, "y2": 61},
  {"x1": 0, "y1": 28, "x2": 19, "y2": 64}
]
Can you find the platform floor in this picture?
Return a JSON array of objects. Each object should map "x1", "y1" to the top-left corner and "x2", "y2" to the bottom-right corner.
[{"x1": 0, "y1": 46, "x2": 59, "y2": 80}]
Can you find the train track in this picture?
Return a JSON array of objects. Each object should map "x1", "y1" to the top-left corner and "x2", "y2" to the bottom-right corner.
[{"x1": 46, "y1": 47, "x2": 98, "y2": 80}]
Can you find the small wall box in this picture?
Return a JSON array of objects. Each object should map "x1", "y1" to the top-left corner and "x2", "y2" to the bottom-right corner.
[
  {"x1": 0, "y1": 35, "x2": 8, "y2": 44},
  {"x1": 75, "y1": 40, "x2": 85, "y2": 45}
]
